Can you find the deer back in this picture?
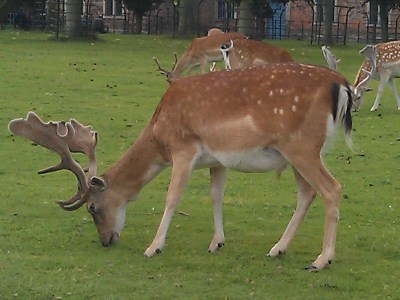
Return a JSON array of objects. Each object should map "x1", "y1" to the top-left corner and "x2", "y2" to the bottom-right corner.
[
  {"x1": 153, "y1": 63, "x2": 351, "y2": 154},
  {"x1": 172, "y1": 32, "x2": 247, "y2": 77},
  {"x1": 223, "y1": 39, "x2": 293, "y2": 70}
]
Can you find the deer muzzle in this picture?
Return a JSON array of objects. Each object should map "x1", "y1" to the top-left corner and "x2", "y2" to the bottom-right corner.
[{"x1": 100, "y1": 231, "x2": 120, "y2": 247}]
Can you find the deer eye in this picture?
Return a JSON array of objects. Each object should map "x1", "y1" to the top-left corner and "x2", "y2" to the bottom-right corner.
[{"x1": 88, "y1": 203, "x2": 96, "y2": 215}]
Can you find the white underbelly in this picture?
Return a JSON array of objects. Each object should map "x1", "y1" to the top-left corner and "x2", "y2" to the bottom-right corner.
[{"x1": 200, "y1": 147, "x2": 287, "y2": 173}]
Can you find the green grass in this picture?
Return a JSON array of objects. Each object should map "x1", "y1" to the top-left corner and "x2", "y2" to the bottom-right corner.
[{"x1": 1, "y1": 30, "x2": 400, "y2": 299}]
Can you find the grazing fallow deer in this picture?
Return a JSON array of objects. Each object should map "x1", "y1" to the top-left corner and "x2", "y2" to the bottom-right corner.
[
  {"x1": 9, "y1": 57, "x2": 375, "y2": 271},
  {"x1": 220, "y1": 39, "x2": 293, "y2": 70},
  {"x1": 353, "y1": 40, "x2": 400, "y2": 111},
  {"x1": 156, "y1": 32, "x2": 247, "y2": 82}
]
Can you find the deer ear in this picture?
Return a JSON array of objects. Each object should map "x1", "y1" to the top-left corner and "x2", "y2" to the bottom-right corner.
[{"x1": 90, "y1": 176, "x2": 107, "y2": 192}]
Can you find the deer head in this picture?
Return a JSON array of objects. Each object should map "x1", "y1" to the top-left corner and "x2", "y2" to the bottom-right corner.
[
  {"x1": 153, "y1": 53, "x2": 178, "y2": 84},
  {"x1": 154, "y1": 32, "x2": 247, "y2": 82},
  {"x1": 8, "y1": 112, "x2": 126, "y2": 246}
]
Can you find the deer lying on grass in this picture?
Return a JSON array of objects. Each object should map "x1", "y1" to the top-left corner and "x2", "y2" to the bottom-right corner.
[
  {"x1": 9, "y1": 51, "x2": 376, "y2": 270},
  {"x1": 353, "y1": 40, "x2": 400, "y2": 111},
  {"x1": 154, "y1": 32, "x2": 246, "y2": 82},
  {"x1": 220, "y1": 39, "x2": 293, "y2": 70}
]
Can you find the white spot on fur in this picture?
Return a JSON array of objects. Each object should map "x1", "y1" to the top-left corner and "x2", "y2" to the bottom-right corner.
[
  {"x1": 279, "y1": 109, "x2": 284, "y2": 115},
  {"x1": 273, "y1": 108, "x2": 278, "y2": 114},
  {"x1": 269, "y1": 90, "x2": 274, "y2": 96},
  {"x1": 294, "y1": 95, "x2": 299, "y2": 103},
  {"x1": 291, "y1": 105, "x2": 297, "y2": 112}
]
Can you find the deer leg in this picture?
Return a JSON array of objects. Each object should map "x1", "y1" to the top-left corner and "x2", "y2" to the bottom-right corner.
[
  {"x1": 371, "y1": 73, "x2": 390, "y2": 111},
  {"x1": 279, "y1": 148, "x2": 341, "y2": 271},
  {"x1": 200, "y1": 59, "x2": 207, "y2": 74},
  {"x1": 268, "y1": 167, "x2": 316, "y2": 257},
  {"x1": 387, "y1": 78, "x2": 400, "y2": 110},
  {"x1": 144, "y1": 155, "x2": 194, "y2": 257},
  {"x1": 208, "y1": 166, "x2": 227, "y2": 253}
]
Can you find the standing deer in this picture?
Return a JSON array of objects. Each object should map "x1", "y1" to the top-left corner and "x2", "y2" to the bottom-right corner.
[
  {"x1": 155, "y1": 32, "x2": 247, "y2": 82},
  {"x1": 9, "y1": 55, "x2": 376, "y2": 270},
  {"x1": 353, "y1": 40, "x2": 400, "y2": 111},
  {"x1": 220, "y1": 39, "x2": 293, "y2": 70}
]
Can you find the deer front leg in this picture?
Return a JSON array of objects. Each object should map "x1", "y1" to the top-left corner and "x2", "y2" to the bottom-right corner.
[
  {"x1": 387, "y1": 78, "x2": 400, "y2": 110},
  {"x1": 208, "y1": 166, "x2": 227, "y2": 253},
  {"x1": 199, "y1": 58, "x2": 208, "y2": 74},
  {"x1": 371, "y1": 73, "x2": 390, "y2": 111},
  {"x1": 144, "y1": 156, "x2": 193, "y2": 257},
  {"x1": 268, "y1": 168, "x2": 316, "y2": 257}
]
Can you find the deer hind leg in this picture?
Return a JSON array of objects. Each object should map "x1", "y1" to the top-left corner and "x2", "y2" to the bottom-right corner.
[
  {"x1": 268, "y1": 167, "x2": 317, "y2": 258},
  {"x1": 371, "y1": 73, "x2": 390, "y2": 111},
  {"x1": 278, "y1": 148, "x2": 341, "y2": 271},
  {"x1": 144, "y1": 154, "x2": 194, "y2": 257},
  {"x1": 208, "y1": 166, "x2": 227, "y2": 253},
  {"x1": 387, "y1": 78, "x2": 400, "y2": 110}
]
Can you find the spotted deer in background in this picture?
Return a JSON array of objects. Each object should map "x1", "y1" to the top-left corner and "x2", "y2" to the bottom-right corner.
[{"x1": 353, "y1": 41, "x2": 400, "y2": 111}]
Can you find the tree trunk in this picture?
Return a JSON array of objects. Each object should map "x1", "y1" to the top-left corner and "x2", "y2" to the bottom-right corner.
[
  {"x1": 65, "y1": 0, "x2": 82, "y2": 37},
  {"x1": 177, "y1": 0, "x2": 189, "y2": 36},
  {"x1": 379, "y1": 0, "x2": 389, "y2": 42},
  {"x1": 323, "y1": 0, "x2": 333, "y2": 45},
  {"x1": 237, "y1": 1, "x2": 253, "y2": 37},
  {"x1": 134, "y1": 13, "x2": 143, "y2": 34}
]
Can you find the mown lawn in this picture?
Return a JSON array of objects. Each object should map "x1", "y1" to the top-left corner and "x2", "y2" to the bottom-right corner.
[{"x1": 0, "y1": 30, "x2": 399, "y2": 299}]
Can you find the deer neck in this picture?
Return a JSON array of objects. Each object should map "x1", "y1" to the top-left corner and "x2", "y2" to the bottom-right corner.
[{"x1": 102, "y1": 122, "x2": 168, "y2": 200}]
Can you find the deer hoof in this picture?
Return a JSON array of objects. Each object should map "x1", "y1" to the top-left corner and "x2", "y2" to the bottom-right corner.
[{"x1": 304, "y1": 265, "x2": 319, "y2": 272}]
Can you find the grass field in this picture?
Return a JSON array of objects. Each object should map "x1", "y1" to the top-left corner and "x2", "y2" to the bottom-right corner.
[{"x1": 1, "y1": 30, "x2": 399, "y2": 299}]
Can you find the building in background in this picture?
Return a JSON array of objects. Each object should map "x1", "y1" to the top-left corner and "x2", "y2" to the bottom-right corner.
[{"x1": 3, "y1": 0, "x2": 400, "y2": 43}]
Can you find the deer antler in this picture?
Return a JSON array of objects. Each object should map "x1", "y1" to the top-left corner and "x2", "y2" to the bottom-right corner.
[
  {"x1": 153, "y1": 53, "x2": 178, "y2": 84},
  {"x1": 354, "y1": 45, "x2": 377, "y2": 95},
  {"x1": 8, "y1": 112, "x2": 97, "y2": 210},
  {"x1": 321, "y1": 46, "x2": 340, "y2": 71}
]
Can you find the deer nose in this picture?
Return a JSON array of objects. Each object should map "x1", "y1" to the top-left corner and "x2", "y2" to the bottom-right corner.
[{"x1": 100, "y1": 232, "x2": 119, "y2": 247}]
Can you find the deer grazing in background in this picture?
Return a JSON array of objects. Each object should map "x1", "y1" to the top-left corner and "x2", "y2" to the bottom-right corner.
[
  {"x1": 220, "y1": 39, "x2": 293, "y2": 70},
  {"x1": 353, "y1": 40, "x2": 400, "y2": 111},
  {"x1": 9, "y1": 48, "x2": 376, "y2": 270},
  {"x1": 154, "y1": 32, "x2": 246, "y2": 82}
]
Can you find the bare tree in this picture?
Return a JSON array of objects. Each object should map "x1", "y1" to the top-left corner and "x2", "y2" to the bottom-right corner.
[{"x1": 323, "y1": 0, "x2": 334, "y2": 45}]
